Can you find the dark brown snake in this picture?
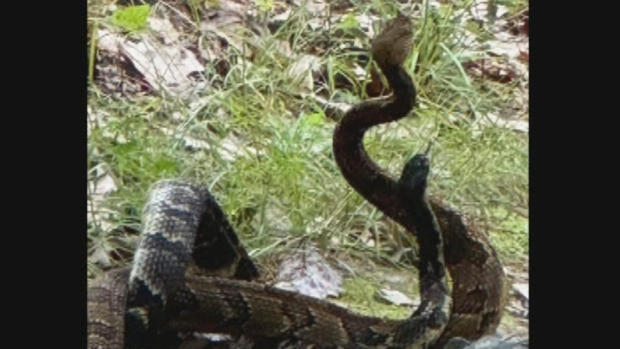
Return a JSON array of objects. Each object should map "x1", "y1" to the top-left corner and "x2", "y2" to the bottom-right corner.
[{"x1": 87, "y1": 14, "x2": 507, "y2": 349}]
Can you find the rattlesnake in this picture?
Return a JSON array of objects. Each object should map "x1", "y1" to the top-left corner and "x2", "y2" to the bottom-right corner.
[
  {"x1": 332, "y1": 13, "x2": 506, "y2": 348},
  {"x1": 87, "y1": 13, "x2": 507, "y2": 349}
]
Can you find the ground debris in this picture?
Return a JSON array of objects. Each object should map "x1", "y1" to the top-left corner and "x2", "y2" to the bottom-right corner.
[{"x1": 275, "y1": 245, "x2": 343, "y2": 299}]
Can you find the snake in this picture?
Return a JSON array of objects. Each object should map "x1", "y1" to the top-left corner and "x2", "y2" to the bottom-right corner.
[
  {"x1": 87, "y1": 13, "x2": 507, "y2": 349},
  {"x1": 332, "y1": 13, "x2": 507, "y2": 348}
]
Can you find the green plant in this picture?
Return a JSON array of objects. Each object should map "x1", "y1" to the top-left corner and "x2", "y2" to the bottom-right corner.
[{"x1": 109, "y1": 4, "x2": 151, "y2": 33}]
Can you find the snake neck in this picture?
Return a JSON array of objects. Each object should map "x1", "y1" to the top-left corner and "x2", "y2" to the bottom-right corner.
[
  {"x1": 333, "y1": 63, "x2": 416, "y2": 232},
  {"x1": 410, "y1": 197, "x2": 449, "y2": 301}
]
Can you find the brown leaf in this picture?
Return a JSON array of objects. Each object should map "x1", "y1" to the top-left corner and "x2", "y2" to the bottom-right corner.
[
  {"x1": 98, "y1": 27, "x2": 205, "y2": 98},
  {"x1": 275, "y1": 246, "x2": 343, "y2": 299},
  {"x1": 463, "y1": 58, "x2": 517, "y2": 84}
]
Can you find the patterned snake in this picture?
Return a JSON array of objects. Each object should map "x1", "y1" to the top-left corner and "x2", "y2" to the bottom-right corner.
[{"x1": 87, "y1": 13, "x2": 507, "y2": 349}]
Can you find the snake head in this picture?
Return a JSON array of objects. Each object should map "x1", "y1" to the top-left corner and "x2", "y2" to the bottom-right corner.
[
  {"x1": 371, "y1": 12, "x2": 413, "y2": 70},
  {"x1": 399, "y1": 154, "x2": 430, "y2": 199}
]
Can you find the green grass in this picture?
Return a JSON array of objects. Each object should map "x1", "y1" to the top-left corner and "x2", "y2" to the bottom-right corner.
[
  {"x1": 87, "y1": 0, "x2": 528, "y2": 282},
  {"x1": 333, "y1": 277, "x2": 412, "y2": 319}
]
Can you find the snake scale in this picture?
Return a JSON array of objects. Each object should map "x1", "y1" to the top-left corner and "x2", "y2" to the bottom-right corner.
[{"x1": 88, "y1": 13, "x2": 507, "y2": 349}]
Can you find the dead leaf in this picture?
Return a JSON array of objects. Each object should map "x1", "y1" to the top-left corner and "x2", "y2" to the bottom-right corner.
[
  {"x1": 479, "y1": 113, "x2": 528, "y2": 133},
  {"x1": 275, "y1": 246, "x2": 342, "y2": 299},
  {"x1": 288, "y1": 54, "x2": 321, "y2": 93},
  {"x1": 91, "y1": 243, "x2": 112, "y2": 268},
  {"x1": 375, "y1": 288, "x2": 416, "y2": 306},
  {"x1": 98, "y1": 27, "x2": 206, "y2": 98},
  {"x1": 87, "y1": 164, "x2": 118, "y2": 232},
  {"x1": 512, "y1": 283, "x2": 529, "y2": 302},
  {"x1": 463, "y1": 58, "x2": 518, "y2": 84}
]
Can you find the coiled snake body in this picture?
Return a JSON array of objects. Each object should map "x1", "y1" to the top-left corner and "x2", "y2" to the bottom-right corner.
[{"x1": 88, "y1": 14, "x2": 506, "y2": 349}]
